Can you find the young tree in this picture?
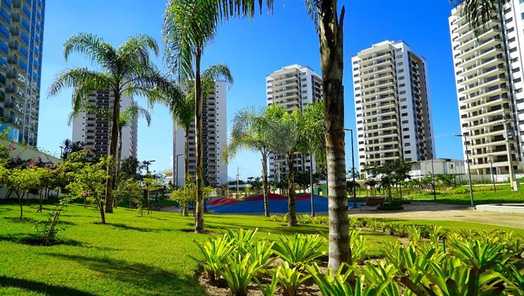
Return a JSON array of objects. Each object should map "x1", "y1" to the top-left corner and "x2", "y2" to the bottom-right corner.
[
  {"x1": 49, "y1": 33, "x2": 168, "y2": 214},
  {"x1": 170, "y1": 181, "x2": 195, "y2": 216},
  {"x1": 67, "y1": 159, "x2": 109, "y2": 224},
  {"x1": 8, "y1": 168, "x2": 41, "y2": 220}
]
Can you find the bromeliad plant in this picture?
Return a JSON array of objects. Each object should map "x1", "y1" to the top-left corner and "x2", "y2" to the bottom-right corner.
[{"x1": 273, "y1": 234, "x2": 326, "y2": 269}]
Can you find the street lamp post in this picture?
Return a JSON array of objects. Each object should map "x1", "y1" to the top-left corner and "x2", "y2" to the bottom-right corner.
[
  {"x1": 456, "y1": 134, "x2": 475, "y2": 208},
  {"x1": 344, "y1": 128, "x2": 357, "y2": 207}
]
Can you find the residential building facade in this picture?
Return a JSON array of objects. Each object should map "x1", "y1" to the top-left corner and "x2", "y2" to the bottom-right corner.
[
  {"x1": 449, "y1": 0, "x2": 524, "y2": 175},
  {"x1": 72, "y1": 91, "x2": 137, "y2": 160},
  {"x1": 0, "y1": 0, "x2": 45, "y2": 146},
  {"x1": 352, "y1": 41, "x2": 434, "y2": 175},
  {"x1": 173, "y1": 81, "x2": 228, "y2": 187},
  {"x1": 265, "y1": 64, "x2": 323, "y2": 182}
]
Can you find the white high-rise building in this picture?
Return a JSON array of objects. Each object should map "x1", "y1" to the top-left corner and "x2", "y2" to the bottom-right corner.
[
  {"x1": 265, "y1": 64, "x2": 323, "y2": 181},
  {"x1": 352, "y1": 41, "x2": 434, "y2": 174},
  {"x1": 450, "y1": 0, "x2": 524, "y2": 175},
  {"x1": 72, "y1": 91, "x2": 137, "y2": 160},
  {"x1": 173, "y1": 81, "x2": 228, "y2": 187}
]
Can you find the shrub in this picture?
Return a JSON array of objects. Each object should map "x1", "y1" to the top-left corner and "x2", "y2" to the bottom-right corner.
[
  {"x1": 273, "y1": 234, "x2": 325, "y2": 268},
  {"x1": 349, "y1": 229, "x2": 366, "y2": 263}
]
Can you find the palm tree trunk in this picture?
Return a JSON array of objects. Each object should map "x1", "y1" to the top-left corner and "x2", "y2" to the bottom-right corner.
[
  {"x1": 318, "y1": 1, "x2": 351, "y2": 270},
  {"x1": 261, "y1": 150, "x2": 270, "y2": 217},
  {"x1": 105, "y1": 90, "x2": 121, "y2": 214},
  {"x1": 99, "y1": 199, "x2": 106, "y2": 224},
  {"x1": 194, "y1": 48, "x2": 205, "y2": 233},
  {"x1": 184, "y1": 126, "x2": 190, "y2": 183},
  {"x1": 287, "y1": 152, "x2": 297, "y2": 226},
  {"x1": 116, "y1": 126, "x2": 123, "y2": 183}
]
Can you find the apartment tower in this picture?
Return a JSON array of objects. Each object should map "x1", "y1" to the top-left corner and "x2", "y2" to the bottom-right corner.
[
  {"x1": 450, "y1": 0, "x2": 524, "y2": 176},
  {"x1": 352, "y1": 41, "x2": 434, "y2": 174},
  {"x1": 72, "y1": 91, "x2": 138, "y2": 160},
  {"x1": 266, "y1": 64, "x2": 323, "y2": 181},
  {"x1": 173, "y1": 81, "x2": 228, "y2": 187},
  {"x1": 0, "y1": 0, "x2": 45, "y2": 146}
]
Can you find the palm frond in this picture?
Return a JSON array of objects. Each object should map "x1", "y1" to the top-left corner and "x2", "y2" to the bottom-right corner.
[
  {"x1": 63, "y1": 33, "x2": 118, "y2": 72},
  {"x1": 215, "y1": 0, "x2": 273, "y2": 18}
]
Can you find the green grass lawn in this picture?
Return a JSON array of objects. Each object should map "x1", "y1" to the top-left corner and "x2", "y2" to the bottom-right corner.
[
  {"x1": 0, "y1": 203, "x2": 522, "y2": 295},
  {"x1": 404, "y1": 184, "x2": 524, "y2": 204}
]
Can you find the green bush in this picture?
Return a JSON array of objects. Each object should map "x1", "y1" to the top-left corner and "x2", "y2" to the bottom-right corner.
[{"x1": 273, "y1": 234, "x2": 325, "y2": 268}]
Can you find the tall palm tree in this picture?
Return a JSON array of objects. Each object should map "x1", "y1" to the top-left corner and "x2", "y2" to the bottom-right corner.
[
  {"x1": 265, "y1": 105, "x2": 302, "y2": 226},
  {"x1": 228, "y1": 108, "x2": 275, "y2": 217},
  {"x1": 164, "y1": 0, "x2": 232, "y2": 233},
  {"x1": 49, "y1": 33, "x2": 167, "y2": 214},
  {"x1": 213, "y1": 0, "x2": 350, "y2": 269}
]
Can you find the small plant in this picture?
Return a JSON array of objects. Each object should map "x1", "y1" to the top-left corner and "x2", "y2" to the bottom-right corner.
[
  {"x1": 273, "y1": 234, "x2": 325, "y2": 268},
  {"x1": 224, "y1": 228, "x2": 257, "y2": 255},
  {"x1": 276, "y1": 261, "x2": 310, "y2": 296},
  {"x1": 308, "y1": 263, "x2": 355, "y2": 296},
  {"x1": 197, "y1": 235, "x2": 235, "y2": 282},
  {"x1": 221, "y1": 254, "x2": 261, "y2": 296},
  {"x1": 259, "y1": 270, "x2": 279, "y2": 296},
  {"x1": 349, "y1": 229, "x2": 366, "y2": 264}
]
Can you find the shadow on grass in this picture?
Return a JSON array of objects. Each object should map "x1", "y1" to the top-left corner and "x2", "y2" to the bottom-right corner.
[
  {"x1": 0, "y1": 233, "x2": 85, "y2": 247},
  {"x1": 0, "y1": 276, "x2": 95, "y2": 296},
  {"x1": 44, "y1": 253, "x2": 204, "y2": 295},
  {"x1": 3, "y1": 216, "x2": 77, "y2": 226},
  {"x1": 106, "y1": 223, "x2": 175, "y2": 233},
  {"x1": 204, "y1": 221, "x2": 328, "y2": 236}
]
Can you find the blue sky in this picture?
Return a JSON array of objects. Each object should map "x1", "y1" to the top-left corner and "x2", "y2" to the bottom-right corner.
[{"x1": 38, "y1": 0, "x2": 461, "y2": 179}]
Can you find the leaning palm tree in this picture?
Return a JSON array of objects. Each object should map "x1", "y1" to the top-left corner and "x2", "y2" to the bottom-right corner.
[
  {"x1": 227, "y1": 108, "x2": 275, "y2": 217},
  {"x1": 164, "y1": 0, "x2": 233, "y2": 233},
  {"x1": 49, "y1": 33, "x2": 167, "y2": 214},
  {"x1": 213, "y1": 0, "x2": 350, "y2": 269}
]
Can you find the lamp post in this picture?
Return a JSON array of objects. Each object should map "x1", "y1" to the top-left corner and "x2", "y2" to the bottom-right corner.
[
  {"x1": 344, "y1": 128, "x2": 357, "y2": 207},
  {"x1": 456, "y1": 134, "x2": 475, "y2": 208},
  {"x1": 174, "y1": 153, "x2": 183, "y2": 187}
]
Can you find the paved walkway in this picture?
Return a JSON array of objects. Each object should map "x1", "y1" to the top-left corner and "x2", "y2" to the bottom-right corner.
[{"x1": 349, "y1": 202, "x2": 524, "y2": 229}]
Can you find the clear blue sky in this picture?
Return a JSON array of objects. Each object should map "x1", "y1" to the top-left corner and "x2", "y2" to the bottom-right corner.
[{"x1": 38, "y1": 0, "x2": 461, "y2": 179}]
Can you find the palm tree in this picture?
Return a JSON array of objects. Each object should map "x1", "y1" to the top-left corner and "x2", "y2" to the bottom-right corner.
[
  {"x1": 213, "y1": 0, "x2": 350, "y2": 269},
  {"x1": 164, "y1": 0, "x2": 233, "y2": 233},
  {"x1": 116, "y1": 103, "x2": 151, "y2": 180},
  {"x1": 49, "y1": 33, "x2": 167, "y2": 214},
  {"x1": 227, "y1": 108, "x2": 275, "y2": 217},
  {"x1": 265, "y1": 105, "x2": 302, "y2": 226}
]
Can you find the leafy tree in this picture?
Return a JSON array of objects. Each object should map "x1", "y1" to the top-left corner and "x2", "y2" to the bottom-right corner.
[
  {"x1": 170, "y1": 181, "x2": 195, "y2": 216},
  {"x1": 113, "y1": 178, "x2": 142, "y2": 209},
  {"x1": 120, "y1": 157, "x2": 140, "y2": 180},
  {"x1": 49, "y1": 33, "x2": 168, "y2": 214},
  {"x1": 67, "y1": 159, "x2": 109, "y2": 224},
  {"x1": 7, "y1": 168, "x2": 41, "y2": 220},
  {"x1": 60, "y1": 139, "x2": 85, "y2": 160}
]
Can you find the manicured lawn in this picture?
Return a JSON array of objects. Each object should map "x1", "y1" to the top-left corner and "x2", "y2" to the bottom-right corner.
[
  {"x1": 405, "y1": 185, "x2": 524, "y2": 204},
  {"x1": 0, "y1": 203, "x2": 522, "y2": 295}
]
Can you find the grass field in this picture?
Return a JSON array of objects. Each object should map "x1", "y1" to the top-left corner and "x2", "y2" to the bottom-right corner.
[
  {"x1": 405, "y1": 184, "x2": 524, "y2": 204},
  {"x1": 0, "y1": 203, "x2": 523, "y2": 295}
]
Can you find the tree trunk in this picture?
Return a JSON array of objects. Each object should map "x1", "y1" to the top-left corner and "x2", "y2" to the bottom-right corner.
[
  {"x1": 194, "y1": 48, "x2": 205, "y2": 233},
  {"x1": 99, "y1": 199, "x2": 106, "y2": 224},
  {"x1": 261, "y1": 150, "x2": 270, "y2": 217},
  {"x1": 184, "y1": 125, "x2": 191, "y2": 183},
  {"x1": 105, "y1": 89, "x2": 121, "y2": 214},
  {"x1": 18, "y1": 192, "x2": 24, "y2": 220},
  {"x1": 115, "y1": 126, "x2": 123, "y2": 184},
  {"x1": 287, "y1": 153, "x2": 297, "y2": 226},
  {"x1": 318, "y1": 1, "x2": 350, "y2": 270}
]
